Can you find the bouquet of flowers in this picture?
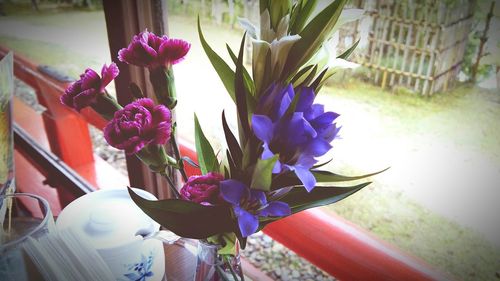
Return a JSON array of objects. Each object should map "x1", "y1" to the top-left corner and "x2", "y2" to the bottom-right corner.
[{"x1": 61, "y1": 0, "x2": 384, "y2": 279}]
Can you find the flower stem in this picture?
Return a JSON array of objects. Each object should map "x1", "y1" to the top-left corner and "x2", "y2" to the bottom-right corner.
[
  {"x1": 224, "y1": 256, "x2": 240, "y2": 281},
  {"x1": 170, "y1": 135, "x2": 188, "y2": 182},
  {"x1": 160, "y1": 172, "x2": 181, "y2": 199},
  {"x1": 214, "y1": 265, "x2": 231, "y2": 281}
]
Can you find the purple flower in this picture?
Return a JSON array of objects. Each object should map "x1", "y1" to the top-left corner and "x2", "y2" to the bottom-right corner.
[
  {"x1": 61, "y1": 63, "x2": 119, "y2": 111},
  {"x1": 118, "y1": 29, "x2": 191, "y2": 69},
  {"x1": 252, "y1": 84, "x2": 340, "y2": 192},
  {"x1": 220, "y1": 180, "x2": 291, "y2": 237},
  {"x1": 104, "y1": 98, "x2": 172, "y2": 154},
  {"x1": 180, "y1": 172, "x2": 226, "y2": 206}
]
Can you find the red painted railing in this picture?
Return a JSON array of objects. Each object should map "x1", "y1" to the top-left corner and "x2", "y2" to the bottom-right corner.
[{"x1": 3, "y1": 47, "x2": 454, "y2": 281}]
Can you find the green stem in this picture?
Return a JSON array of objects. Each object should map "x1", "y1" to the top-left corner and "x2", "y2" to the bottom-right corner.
[
  {"x1": 160, "y1": 171, "x2": 181, "y2": 199},
  {"x1": 165, "y1": 67, "x2": 177, "y2": 109},
  {"x1": 170, "y1": 135, "x2": 188, "y2": 182},
  {"x1": 224, "y1": 256, "x2": 240, "y2": 281},
  {"x1": 214, "y1": 265, "x2": 231, "y2": 281},
  {"x1": 91, "y1": 91, "x2": 123, "y2": 121}
]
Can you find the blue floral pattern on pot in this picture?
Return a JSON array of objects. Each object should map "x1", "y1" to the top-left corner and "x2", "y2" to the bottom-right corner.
[{"x1": 122, "y1": 253, "x2": 154, "y2": 281}]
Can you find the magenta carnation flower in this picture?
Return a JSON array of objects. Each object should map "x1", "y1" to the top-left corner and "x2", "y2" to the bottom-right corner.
[
  {"x1": 118, "y1": 29, "x2": 190, "y2": 69},
  {"x1": 180, "y1": 172, "x2": 225, "y2": 206},
  {"x1": 104, "y1": 98, "x2": 172, "y2": 154},
  {"x1": 61, "y1": 63, "x2": 119, "y2": 111}
]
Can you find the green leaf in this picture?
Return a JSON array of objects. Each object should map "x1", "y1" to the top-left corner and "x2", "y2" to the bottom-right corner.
[
  {"x1": 337, "y1": 39, "x2": 360, "y2": 60},
  {"x1": 194, "y1": 114, "x2": 218, "y2": 174},
  {"x1": 197, "y1": 17, "x2": 236, "y2": 103},
  {"x1": 290, "y1": 64, "x2": 315, "y2": 85},
  {"x1": 226, "y1": 44, "x2": 255, "y2": 96},
  {"x1": 272, "y1": 167, "x2": 389, "y2": 188},
  {"x1": 181, "y1": 156, "x2": 199, "y2": 168},
  {"x1": 310, "y1": 67, "x2": 328, "y2": 91},
  {"x1": 213, "y1": 233, "x2": 238, "y2": 255},
  {"x1": 312, "y1": 159, "x2": 332, "y2": 169},
  {"x1": 281, "y1": 182, "x2": 370, "y2": 213},
  {"x1": 234, "y1": 33, "x2": 251, "y2": 141},
  {"x1": 259, "y1": 0, "x2": 269, "y2": 14},
  {"x1": 299, "y1": 64, "x2": 318, "y2": 87},
  {"x1": 292, "y1": 65, "x2": 318, "y2": 88},
  {"x1": 289, "y1": 0, "x2": 318, "y2": 34},
  {"x1": 222, "y1": 111, "x2": 243, "y2": 168},
  {"x1": 128, "y1": 188, "x2": 235, "y2": 239},
  {"x1": 314, "y1": 167, "x2": 389, "y2": 183},
  {"x1": 316, "y1": 69, "x2": 336, "y2": 92},
  {"x1": 282, "y1": 0, "x2": 347, "y2": 80},
  {"x1": 241, "y1": 140, "x2": 252, "y2": 170},
  {"x1": 250, "y1": 155, "x2": 279, "y2": 191},
  {"x1": 225, "y1": 149, "x2": 237, "y2": 178},
  {"x1": 258, "y1": 48, "x2": 273, "y2": 98}
]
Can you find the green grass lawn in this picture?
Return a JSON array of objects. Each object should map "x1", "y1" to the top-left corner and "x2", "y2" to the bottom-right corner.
[{"x1": 2, "y1": 9, "x2": 500, "y2": 281}]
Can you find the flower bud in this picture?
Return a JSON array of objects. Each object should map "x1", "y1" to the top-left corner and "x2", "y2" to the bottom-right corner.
[
  {"x1": 269, "y1": 0, "x2": 291, "y2": 31},
  {"x1": 180, "y1": 172, "x2": 225, "y2": 206},
  {"x1": 104, "y1": 98, "x2": 172, "y2": 155}
]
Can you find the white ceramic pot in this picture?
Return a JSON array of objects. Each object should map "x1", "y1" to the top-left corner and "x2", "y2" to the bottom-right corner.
[{"x1": 56, "y1": 188, "x2": 165, "y2": 281}]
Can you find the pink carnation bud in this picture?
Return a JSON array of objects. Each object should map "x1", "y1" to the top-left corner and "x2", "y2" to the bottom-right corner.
[
  {"x1": 118, "y1": 29, "x2": 190, "y2": 69},
  {"x1": 61, "y1": 63, "x2": 119, "y2": 111},
  {"x1": 180, "y1": 172, "x2": 225, "y2": 206}
]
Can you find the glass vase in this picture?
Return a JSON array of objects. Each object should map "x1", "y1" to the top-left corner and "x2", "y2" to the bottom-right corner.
[
  {"x1": 0, "y1": 52, "x2": 14, "y2": 196},
  {"x1": 193, "y1": 240, "x2": 243, "y2": 281}
]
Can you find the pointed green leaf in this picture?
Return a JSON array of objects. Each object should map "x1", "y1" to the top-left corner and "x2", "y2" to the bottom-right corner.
[
  {"x1": 259, "y1": 182, "x2": 369, "y2": 230},
  {"x1": 128, "y1": 188, "x2": 235, "y2": 239},
  {"x1": 259, "y1": 0, "x2": 269, "y2": 14},
  {"x1": 282, "y1": 0, "x2": 348, "y2": 80},
  {"x1": 241, "y1": 140, "x2": 252, "y2": 170},
  {"x1": 289, "y1": 0, "x2": 318, "y2": 34},
  {"x1": 250, "y1": 155, "x2": 279, "y2": 191},
  {"x1": 337, "y1": 39, "x2": 360, "y2": 60},
  {"x1": 299, "y1": 64, "x2": 318, "y2": 87},
  {"x1": 316, "y1": 69, "x2": 336, "y2": 92},
  {"x1": 226, "y1": 44, "x2": 255, "y2": 96},
  {"x1": 310, "y1": 67, "x2": 328, "y2": 91},
  {"x1": 225, "y1": 149, "x2": 237, "y2": 177},
  {"x1": 181, "y1": 156, "x2": 199, "y2": 168},
  {"x1": 258, "y1": 48, "x2": 273, "y2": 98},
  {"x1": 215, "y1": 233, "x2": 238, "y2": 255},
  {"x1": 290, "y1": 64, "x2": 315, "y2": 85},
  {"x1": 197, "y1": 17, "x2": 236, "y2": 103},
  {"x1": 222, "y1": 111, "x2": 243, "y2": 168},
  {"x1": 314, "y1": 167, "x2": 389, "y2": 183},
  {"x1": 194, "y1": 114, "x2": 218, "y2": 174},
  {"x1": 312, "y1": 159, "x2": 333, "y2": 169},
  {"x1": 235, "y1": 33, "x2": 251, "y2": 141},
  {"x1": 272, "y1": 167, "x2": 388, "y2": 188},
  {"x1": 282, "y1": 182, "x2": 370, "y2": 213}
]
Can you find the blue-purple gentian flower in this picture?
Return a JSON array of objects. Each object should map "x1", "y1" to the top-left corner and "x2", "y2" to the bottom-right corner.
[
  {"x1": 252, "y1": 84, "x2": 340, "y2": 192},
  {"x1": 220, "y1": 180, "x2": 291, "y2": 237}
]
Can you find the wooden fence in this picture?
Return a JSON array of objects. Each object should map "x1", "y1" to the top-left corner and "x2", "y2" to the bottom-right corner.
[
  {"x1": 342, "y1": 0, "x2": 474, "y2": 96},
  {"x1": 170, "y1": 0, "x2": 474, "y2": 96}
]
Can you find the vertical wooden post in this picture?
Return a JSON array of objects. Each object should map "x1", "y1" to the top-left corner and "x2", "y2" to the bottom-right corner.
[
  {"x1": 471, "y1": 1, "x2": 495, "y2": 83},
  {"x1": 102, "y1": 0, "x2": 175, "y2": 199},
  {"x1": 381, "y1": 70, "x2": 388, "y2": 89}
]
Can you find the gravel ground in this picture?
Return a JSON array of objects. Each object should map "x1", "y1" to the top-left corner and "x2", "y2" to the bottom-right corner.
[{"x1": 14, "y1": 78, "x2": 334, "y2": 281}]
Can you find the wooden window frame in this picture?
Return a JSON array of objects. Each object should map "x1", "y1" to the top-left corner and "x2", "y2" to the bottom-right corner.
[{"x1": 4, "y1": 1, "x2": 453, "y2": 279}]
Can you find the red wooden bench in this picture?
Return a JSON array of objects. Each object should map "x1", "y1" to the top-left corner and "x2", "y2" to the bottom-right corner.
[{"x1": 4, "y1": 46, "x2": 454, "y2": 281}]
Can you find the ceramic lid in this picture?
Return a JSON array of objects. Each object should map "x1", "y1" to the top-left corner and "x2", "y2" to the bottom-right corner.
[{"x1": 56, "y1": 188, "x2": 159, "y2": 250}]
